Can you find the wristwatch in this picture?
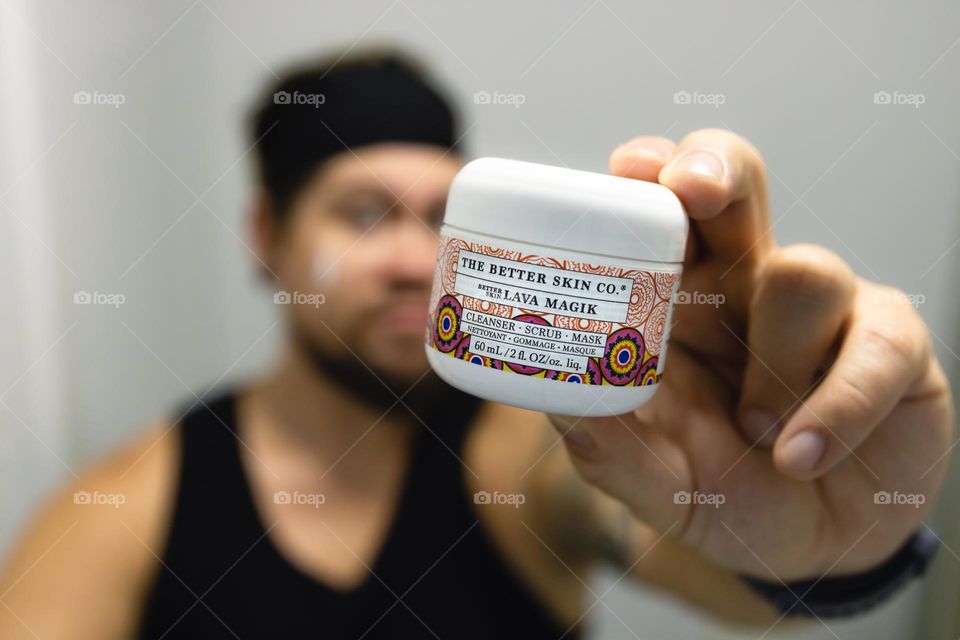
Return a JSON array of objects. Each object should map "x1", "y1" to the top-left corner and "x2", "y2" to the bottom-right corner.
[{"x1": 742, "y1": 527, "x2": 940, "y2": 618}]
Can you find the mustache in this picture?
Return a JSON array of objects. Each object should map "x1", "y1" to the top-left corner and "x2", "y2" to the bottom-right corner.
[
  {"x1": 366, "y1": 287, "x2": 432, "y2": 316},
  {"x1": 292, "y1": 323, "x2": 472, "y2": 422}
]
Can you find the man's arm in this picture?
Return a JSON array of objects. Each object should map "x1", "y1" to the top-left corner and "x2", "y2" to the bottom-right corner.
[
  {"x1": 524, "y1": 418, "x2": 790, "y2": 629},
  {"x1": 0, "y1": 422, "x2": 177, "y2": 640}
]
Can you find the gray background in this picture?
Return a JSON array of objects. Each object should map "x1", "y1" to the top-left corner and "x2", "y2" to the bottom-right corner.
[{"x1": 1, "y1": 1, "x2": 959, "y2": 638}]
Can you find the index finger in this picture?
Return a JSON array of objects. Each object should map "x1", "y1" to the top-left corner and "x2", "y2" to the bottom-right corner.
[{"x1": 656, "y1": 128, "x2": 775, "y2": 264}]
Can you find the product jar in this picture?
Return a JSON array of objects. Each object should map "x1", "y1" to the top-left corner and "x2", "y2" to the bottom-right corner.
[{"x1": 425, "y1": 158, "x2": 688, "y2": 416}]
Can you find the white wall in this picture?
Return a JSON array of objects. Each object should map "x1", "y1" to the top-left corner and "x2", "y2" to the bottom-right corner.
[{"x1": 1, "y1": 1, "x2": 958, "y2": 638}]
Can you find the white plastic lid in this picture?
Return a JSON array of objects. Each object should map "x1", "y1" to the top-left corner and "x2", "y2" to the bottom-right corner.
[{"x1": 443, "y1": 157, "x2": 688, "y2": 263}]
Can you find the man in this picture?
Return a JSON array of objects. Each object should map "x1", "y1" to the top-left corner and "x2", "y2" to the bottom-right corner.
[{"x1": 0, "y1": 49, "x2": 954, "y2": 639}]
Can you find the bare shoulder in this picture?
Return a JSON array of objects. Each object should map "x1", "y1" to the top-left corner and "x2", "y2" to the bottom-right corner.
[
  {"x1": 0, "y1": 419, "x2": 180, "y2": 640},
  {"x1": 465, "y1": 401, "x2": 595, "y2": 535},
  {"x1": 463, "y1": 402, "x2": 591, "y2": 625},
  {"x1": 464, "y1": 400, "x2": 554, "y2": 489}
]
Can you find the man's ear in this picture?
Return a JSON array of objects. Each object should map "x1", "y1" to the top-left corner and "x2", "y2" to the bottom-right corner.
[{"x1": 249, "y1": 190, "x2": 280, "y2": 283}]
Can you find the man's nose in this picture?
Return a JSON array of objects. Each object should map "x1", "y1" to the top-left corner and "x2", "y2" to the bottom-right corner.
[{"x1": 386, "y1": 218, "x2": 438, "y2": 283}]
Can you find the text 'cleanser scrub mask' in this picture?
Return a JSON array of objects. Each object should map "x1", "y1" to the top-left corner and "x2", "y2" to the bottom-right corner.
[{"x1": 425, "y1": 158, "x2": 689, "y2": 417}]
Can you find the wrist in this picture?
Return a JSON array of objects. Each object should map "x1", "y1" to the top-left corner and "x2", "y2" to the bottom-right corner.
[{"x1": 741, "y1": 527, "x2": 939, "y2": 618}]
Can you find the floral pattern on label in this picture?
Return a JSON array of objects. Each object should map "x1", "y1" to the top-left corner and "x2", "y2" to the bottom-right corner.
[{"x1": 427, "y1": 234, "x2": 680, "y2": 386}]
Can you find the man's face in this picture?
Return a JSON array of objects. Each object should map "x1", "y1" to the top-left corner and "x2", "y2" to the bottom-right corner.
[{"x1": 263, "y1": 142, "x2": 462, "y2": 384}]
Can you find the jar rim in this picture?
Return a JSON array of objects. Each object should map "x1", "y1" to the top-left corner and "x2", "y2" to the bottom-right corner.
[{"x1": 443, "y1": 157, "x2": 689, "y2": 263}]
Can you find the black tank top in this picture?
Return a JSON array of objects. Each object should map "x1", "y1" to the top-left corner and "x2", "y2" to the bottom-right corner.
[{"x1": 136, "y1": 390, "x2": 581, "y2": 639}]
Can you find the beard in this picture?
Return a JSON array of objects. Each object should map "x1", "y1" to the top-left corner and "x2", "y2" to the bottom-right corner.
[{"x1": 292, "y1": 323, "x2": 480, "y2": 430}]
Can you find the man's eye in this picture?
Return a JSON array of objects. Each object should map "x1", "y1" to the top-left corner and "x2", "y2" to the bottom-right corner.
[{"x1": 346, "y1": 203, "x2": 393, "y2": 231}]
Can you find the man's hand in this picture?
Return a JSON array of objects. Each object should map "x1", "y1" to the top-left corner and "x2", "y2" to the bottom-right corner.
[{"x1": 549, "y1": 129, "x2": 955, "y2": 581}]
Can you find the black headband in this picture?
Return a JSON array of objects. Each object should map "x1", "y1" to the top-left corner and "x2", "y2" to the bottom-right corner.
[{"x1": 251, "y1": 55, "x2": 462, "y2": 211}]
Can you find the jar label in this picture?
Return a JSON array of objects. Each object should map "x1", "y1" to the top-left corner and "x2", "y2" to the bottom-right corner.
[{"x1": 427, "y1": 234, "x2": 681, "y2": 386}]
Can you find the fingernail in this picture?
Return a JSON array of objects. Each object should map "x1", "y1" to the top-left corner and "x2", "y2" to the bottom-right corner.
[
  {"x1": 779, "y1": 430, "x2": 826, "y2": 473},
  {"x1": 740, "y1": 408, "x2": 780, "y2": 447},
  {"x1": 550, "y1": 416, "x2": 595, "y2": 451},
  {"x1": 616, "y1": 138, "x2": 672, "y2": 161},
  {"x1": 666, "y1": 149, "x2": 726, "y2": 180}
]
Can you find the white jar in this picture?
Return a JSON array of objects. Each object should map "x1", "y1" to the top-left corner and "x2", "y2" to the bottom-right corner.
[{"x1": 425, "y1": 158, "x2": 688, "y2": 416}]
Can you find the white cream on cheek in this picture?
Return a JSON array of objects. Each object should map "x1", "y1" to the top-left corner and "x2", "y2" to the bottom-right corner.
[{"x1": 311, "y1": 250, "x2": 341, "y2": 290}]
